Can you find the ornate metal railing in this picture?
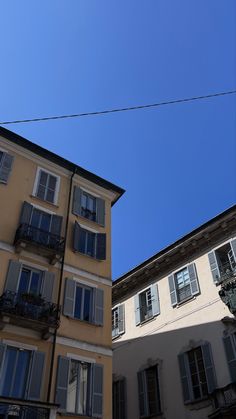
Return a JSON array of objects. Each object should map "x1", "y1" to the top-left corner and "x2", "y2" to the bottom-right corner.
[
  {"x1": 0, "y1": 402, "x2": 50, "y2": 419},
  {"x1": 0, "y1": 291, "x2": 60, "y2": 327},
  {"x1": 14, "y1": 223, "x2": 65, "y2": 254}
]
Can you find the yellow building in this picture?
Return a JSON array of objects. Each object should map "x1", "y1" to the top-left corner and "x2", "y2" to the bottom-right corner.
[{"x1": 0, "y1": 126, "x2": 124, "y2": 419}]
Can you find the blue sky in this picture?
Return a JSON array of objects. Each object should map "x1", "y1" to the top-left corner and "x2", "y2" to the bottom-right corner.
[{"x1": 0, "y1": 1, "x2": 235, "y2": 279}]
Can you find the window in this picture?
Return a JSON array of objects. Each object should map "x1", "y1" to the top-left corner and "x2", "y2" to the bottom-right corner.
[
  {"x1": 63, "y1": 278, "x2": 104, "y2": 326},
  {"x1": 137, "y1": 365, "x2": 161, "y2": 418},
  {"x1": 5, "y1": 260, "x2": 55, "y2": 303},
  {"x1": 56, "y1": 357, "x2": 103, "y2": 418},
  {"x1": 0, "y1": 343, "x2": 45, "y2": 401},
  {"x1": 0, "y1": 151, "x2": 14, "y2": 184},
  {"x1": 208, "y1": 239, "x2": 236, "y2": 283},
  {"x1": 73, "y1": 186, "x2": 105, "y2": 226},
  {"x1": 112, "y1": 305, "x2": 125, "y2": 338},
  {"x1": 168, "y1": 263, "x2": 199, "y2": 307},
  {"x1": 18, "y1": 266, "x2": 42, "y2": 296},
  {"x1": 223, "y1": 333, "x2": 236, "y2": 383},
  {"x1": 33, "y1": 168, "x2": 60, "y2": 204},
  {"x1": 73, "y1": 222, "x2": 106, "y2": 260},
  {"x1": 178, "y1": 343, "x2": 216, "y2": 403},
  {"x1": 134, "y1": 285, "x2": 160, "y2": 326},
  {"x1": 113, "y1": 378, "x2": 126, "y2": 419}
]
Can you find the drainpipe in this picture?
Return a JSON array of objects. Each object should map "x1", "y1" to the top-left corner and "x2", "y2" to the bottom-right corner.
[{"x1": 47, "y1": 167, "x2": 76, "y2": 402}]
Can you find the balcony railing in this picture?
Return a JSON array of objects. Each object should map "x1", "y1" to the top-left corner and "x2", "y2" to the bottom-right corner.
[
  {"x1": 0, "y1": 402, "x2": 50, "y2": 419},
  {"x1": 14, "y1": 224, "x2": 65, "y2": 263},
  {"x1": 218, "y1": 261, "x2": 236, "y2": 283},
  {"x1": 0, "y1": 291, "x2": 60, "y2": 337}
]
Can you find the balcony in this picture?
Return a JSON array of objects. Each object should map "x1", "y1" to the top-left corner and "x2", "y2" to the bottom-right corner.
[
  {"x1": 217, "y1": 262, "x2": 236, "y2": 284},
  {"x1": 0, "y1": 397, "x2": 58, "y2": 419},
  {"x1": 0, "y1": 291, "x2": 60, "y2": 339},
  {"x1": 14, "y1": 224, "x2": 65, "y2": 264}
]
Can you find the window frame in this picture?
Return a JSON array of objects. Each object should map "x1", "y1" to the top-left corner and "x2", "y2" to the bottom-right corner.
[
  {"x1": 175, "y1": 267, "x2": 192, "y2": 303},
  {"x1": 17, "y1": 265, "x2": 43, "y2": 296},
  {"x1": 135, "y1": 284, "x2": 160, "y2": 326},
  {"x1": 208, "y1": 238, "x2": 236, "y2": 284},
  {"x1": 113, "y1": 377, "x2": 126, "y2": 419},
  {"x1": 33, "y1": 167, "x2": 60, "y2": 205},
  {"x1": 112, "y1": 304, "x2": 125, "y2": 339},
  {"x1": 81, "y1": 190, "x2": 97, "y2": 222},
  {"x1": 67, "y1": 357, "x2": 92, "y2": 416},
  {"x1": 137, "y1": 364, "x2": 161, "y2": 418},
  {"x1": 74, "y1": 283, "x2": 93, "y2": 322},
  {"x1": 0, "y1": 148, "x2": 14, "y2": 184}
]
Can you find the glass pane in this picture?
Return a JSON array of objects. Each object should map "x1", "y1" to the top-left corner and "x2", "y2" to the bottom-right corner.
[
  {"x1": 40, "y1": 212, "x2": 51, "y2": 232},
  {"x1": 87, "y1": 232, "x2": 95, "y2": 257},
  {"x1": 0, "y1": 348, "x2": 17, "y2": 396},
  {"x1": 31, "y1": 209, "x2": 41, "y2": 228},
  {"x1": 81, "y1": 193, "x2": 87, "y2": 208},
  {"x1": 77, "y1": 363, "x2": 89, "y2": 415},
  {"x1": 37, "y1": 185, "x2": 46, "y2": 200},
  {"x1": 67, "y1": 360, "x2": 78, "y2": 413},
  {"x1": 30, "y1": 272, "x2": 42, "y2": 295},
  {"x1": 48, "y1": 175, "x2": 57, "y2": 190},
  {"x1": 46, "y1": 189, "x2": 55, "y2": 203},
  {"x1": 12, "y1": 350, "x2": 30, "y2": 398},
  {"x1": 78, "y1": 229, "x2": 87, "y2": 254},
  {"x1": 74, "y1": 287, "x2": 82, "y2": 319},
  {"x1": 83, "y1": 289, "x2": 91, "y2": 321},
  {"x1": 18, "y1": 269, "x2": 30, "y2": 294},
  {"x1": 39, "y1": 171, "x2": 48, "y2": 186}
]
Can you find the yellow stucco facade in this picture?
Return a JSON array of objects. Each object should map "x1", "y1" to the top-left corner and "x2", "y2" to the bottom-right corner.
[{"x1": 0, "y1": 128, "x2": 124, "y2": 419}]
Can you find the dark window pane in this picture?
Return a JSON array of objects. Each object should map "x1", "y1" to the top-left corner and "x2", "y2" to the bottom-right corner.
[
  {"x1": 48, "y1": 175, "x2": 57, "y2": 190},
  {"x1": 74, "y1": 287, "x2": 82, "y2": 319},
  {"x1": 40, "y1": 213, "x2": 51, "y2": 232},
  {"x1": 18, "y1": 269, "x2": 30, "y2": 294},
  {"x1": 12, "y1": 350, "x2": 30, "y2": 398},
  {"x1": 0, "y1": 348, "x2": 17, "y2": 396},
  {"x1": 30, "y1": 272, "x2": 42, "y2": 295},
  {"x1": 78, "y1": 229, "x2": 87, "y2": 254},
  {"x1": 87, "y1": 232, "x2": 95, "y2": 257},
  {"x1": 146, "y1": 367, "x2": 160, "y2": 415},
  {"x1": 37, "y1": 185, "x2": 46, "y2": 200},
  {"x1": 31, "y1": 209, "x2": 41, "y2": 228},
  {"x1": 83, "y1": 289, "x2": 91, "y2": 321},
  {"x1": 39, "y1": 171, "x2": 48, "y2": 186}
]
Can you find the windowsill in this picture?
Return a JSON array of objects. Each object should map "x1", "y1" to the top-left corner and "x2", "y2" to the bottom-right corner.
[
  {"x1": 138, "y1": 314, "x2": 159, "y2": 327},
  {"x1": 112, "y1": 331, "x2": 125, "y2": 341},
  {"x1": 74, "y1": 213, "x2": 105, "y2": 228},
  {"x1": 175, "y1": 295, "x2": 196, "y2": 308},
  {"x1": 73, "y1": 249, "x2": 104, "y2": 262},
  {"x1": 64, "y1": 315, "x2": 102, "y2": 327},
  {"x1": 30, "y1": 194, "x2": 59, "y2": 208},
  {"x1": 185, "y1": 396, "x2": 211, "y2": 410}
]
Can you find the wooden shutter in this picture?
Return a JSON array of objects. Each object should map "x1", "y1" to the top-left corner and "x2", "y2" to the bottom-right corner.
[
  {"x1": 0, "y1": 343, "x2": 6, "y2": 374},
  {"x1": 188, "y1": 263, "x2": 200, "y2": 296},
  {"x1": 72, "y1": 186, "x2": 82, "y2": 216},
  {"x1": 230, "y1": 239, "x2": 236, "y2": 264},
  {"x1": 73, "y1": 222, "x2": 84, "y2": 252},
  {"x1": 95, "y1": 288, "x2": 104, "y2": 325},
  {"x1": 201, "y1": 343, "x2": 217, "y2": 393},
  {"x1": 223, "y1": 335, "x2": 236, "y2": 382},
  {"x1": 118, "y1": 304, "x2": 125, "y2": 334},
  {"x1": 151, "y1": 284, "x2": 160, "y2": 316},
  {"x1": 50, "y1": 215, "x2": 63, "y2": 236},
  {"x1": 4, "y1": 260, "x2": 22, "y2": 292},
  {"x1": 55, "y1": 356, "x2": 70, "y2": 411},
  {"x1": 92, "y1": 364, "x2": 103, "y2": 418},
  {"x1": 168, "y1": 274, "x2": 178, "y2": 306},
  {"x1": 20, "y1": 201, "x2": 33, "y2": 225},
  {"x1": 137, "y1": 370, "x2": 147, "y2": 417},
  {"x1": 208, "y1": 251, "x2": 220, "y2": 283},
  {"x1": 0, "y1": 153, "x2": 14, "y2": 183},
  {"x1": 178, "y1": 353, "x2": 192, "y2": 402},
  {"x1": 96, "y1": 198, "x2": 105, "y2": 226},
  {"x1": 96, "y1": 234, "x2": 106, "y2": 260},
  {"x1": 27, "y1": 351, "x2": 45, "y2": 400},
  {"x1": 41, "y1": 271, "x2": 55, "y2": 302},
  {"x1": 63, "y1": 278, "x2": 76, "y2": 317},
  {"x1": 134, "y1": 294, "x2": 141, "y2": 325}
]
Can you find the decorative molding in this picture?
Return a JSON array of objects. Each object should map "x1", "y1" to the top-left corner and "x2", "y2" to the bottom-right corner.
[
  {"x1": 2, "y1": 338, "x2": 38, "y2": 351},
  {"x1": 56, "y1": 336, "x2": 112, "y2": 357},
  {"x1": 62, "y1": 263, "x2": 112, "y2": 287},
  {"x1": 66, "y1": 352, "x2": 96, "y2": 364}
]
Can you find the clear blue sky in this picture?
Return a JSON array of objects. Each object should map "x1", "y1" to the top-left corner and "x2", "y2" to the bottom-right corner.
[{"x1": 0, "y1": 1, "x2": 235, "y2": 279}]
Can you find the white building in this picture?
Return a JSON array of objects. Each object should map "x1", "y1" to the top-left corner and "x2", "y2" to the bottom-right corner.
[{"x1": 112, "y1": 205, "x2": 236, "y2": 419}]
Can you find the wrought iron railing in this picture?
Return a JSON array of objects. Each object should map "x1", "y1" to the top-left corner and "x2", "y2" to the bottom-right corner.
[
  {"x1": 0, "y1": 402, "x2": 50, "y2": 419},
  {"x1": 0, "y1": 291, "x2": 60, "y2": 327},
  {"x1": 14, "y1": 223, "x2": 65, "y2": 254},
  {"x1": 218, "y1": 261, "x2": 236, "y2": 283}
]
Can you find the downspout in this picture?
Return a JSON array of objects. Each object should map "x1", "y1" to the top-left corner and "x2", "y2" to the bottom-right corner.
[{"x1": 47, "y1": 167, "x2": 76, "y2": 402}]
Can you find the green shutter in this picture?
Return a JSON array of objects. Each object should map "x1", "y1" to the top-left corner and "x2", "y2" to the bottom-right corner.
[
  {"x1": 20, "y1": 201, "x2": 33, "y2": 225},
  {"x1": 41, "y1": 271, "x2": 55, "y2": 302},
  {"x1": 134, "y1": 294, "x2": 140, "y2": 325},
  {"x1": 188, "y1": 263, "x2": 200, "y2": 296},
  {"x1": 94, "y1": 288, "x2": 104, "y2": 325},
  {"x1": 118, "y1": 304, "x2": 125, "y2": 334},
  {"x1": 201, "y1": 343, "x2": 217, "y2": 393},
  {"x1": 55, "y1": 356, "x2": 70, "y2": 411},
  {"x1": 208, "y1": 251, "x2": 220, "y2": 283},
  {"x1": 63, "y1": 278, "x2": 76, "y2": 317},
  {"x1": 223, "y1": 335, "x2": 236, "y2": 382},
  {"x1": 27, "y1": 351, "x2": 45, "y2": 400},
  {"x1": 4, "y1": 260, "x2": 22, "y2": 292},
  {"x1": 151, "y1": 284, "x2": 160, "y2": 316},
  {"x1": 168, "y1": 274, "x2": 178, "y2": 306},
  {"x1": 92, "y1": 364, "x2": 103, "y2": 418},
  {"x1": 96, "y1": 233, "x2": 106, "y2": 260},
  {"x1": 96, "y1": 198, "x2": 105, "y2": 226},
  {"x1": 178, "y1": 353, "x2": 192, "y2": 402},
  {"x1": 72, "y1": 186, "x2": 82, "y2": 216},
  {"x1": 0, "y1": 153, "x2": 14, "y2": 183}
]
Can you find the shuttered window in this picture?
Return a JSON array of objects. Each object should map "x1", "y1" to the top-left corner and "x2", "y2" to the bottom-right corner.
[
  {"x1": 168, "y1": 263, "x2": 200, "y2": 307},
  {"x1": 34, "y1": 168, "x2": 59, "y2": 204},
  {"x1": 178, "y1": 343, "x2": 216, "y2": 403},
  {"x1": 73, "y1": 222, "x2": 106, "y2": 260},
  {"x1": 0, "y1": 151, "x2": 14, "y2": 184},
  {"x1": 137, "y1": 366, "x2": 161, "y2": 418},
  {"x1": 112, "y1": 304, "x2": 125, "y2": 338},
  {"x1": 223, "y1": 334, "x2": 236, "y2": 382},
  {"x1": 208, "y1": 239, "x2": 236, "y2": 283},
  {"x1": 73, "y1": 186, "x2": 105, "y2": 226},
  {"x1": 0, "y1": 344, "x2": 45, "y2": 400},
  {"x1": 63, "y1": 278, "x2": 104, "y2": 326},
  {"x1": 55, "y1": 356, "x2": 103, "y2": 417},
  {"x1": 134, "y1": 285, "x2": 160, "y2": 326},
  {"x1": 113, "y1": 378, "x2": 126, "y2": 419}
]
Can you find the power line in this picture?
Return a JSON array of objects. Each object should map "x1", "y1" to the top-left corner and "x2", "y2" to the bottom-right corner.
[{"x1": 0, "y1": 89, "x2": 235, "y2": 126}]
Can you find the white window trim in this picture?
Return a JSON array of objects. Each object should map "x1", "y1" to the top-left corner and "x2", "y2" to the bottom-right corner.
[
  {"x1": 80, "y1": 186, "x2": 101, "y2": 199},
  {"x1": 19, "y1": 259, "x2": 48, "y2": 271},
  {"x1": 2, "y1": 339, "x2": 38, "y2": 351},
  {"x1": 73, "y1": 276, "x2": 97, "y2": 288},
  {"x1": 79, "y1": 222, "x2": 100, "y2": 234},
  {"x1": 32, "y1": 166, "x2": 60, "y2": 205},
  {"x1": 66, "y1": 353, "x2": 95, "y2": 364},
  {"x1": 30, "y1": 202, "x2": 56, "y2": 215}
]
